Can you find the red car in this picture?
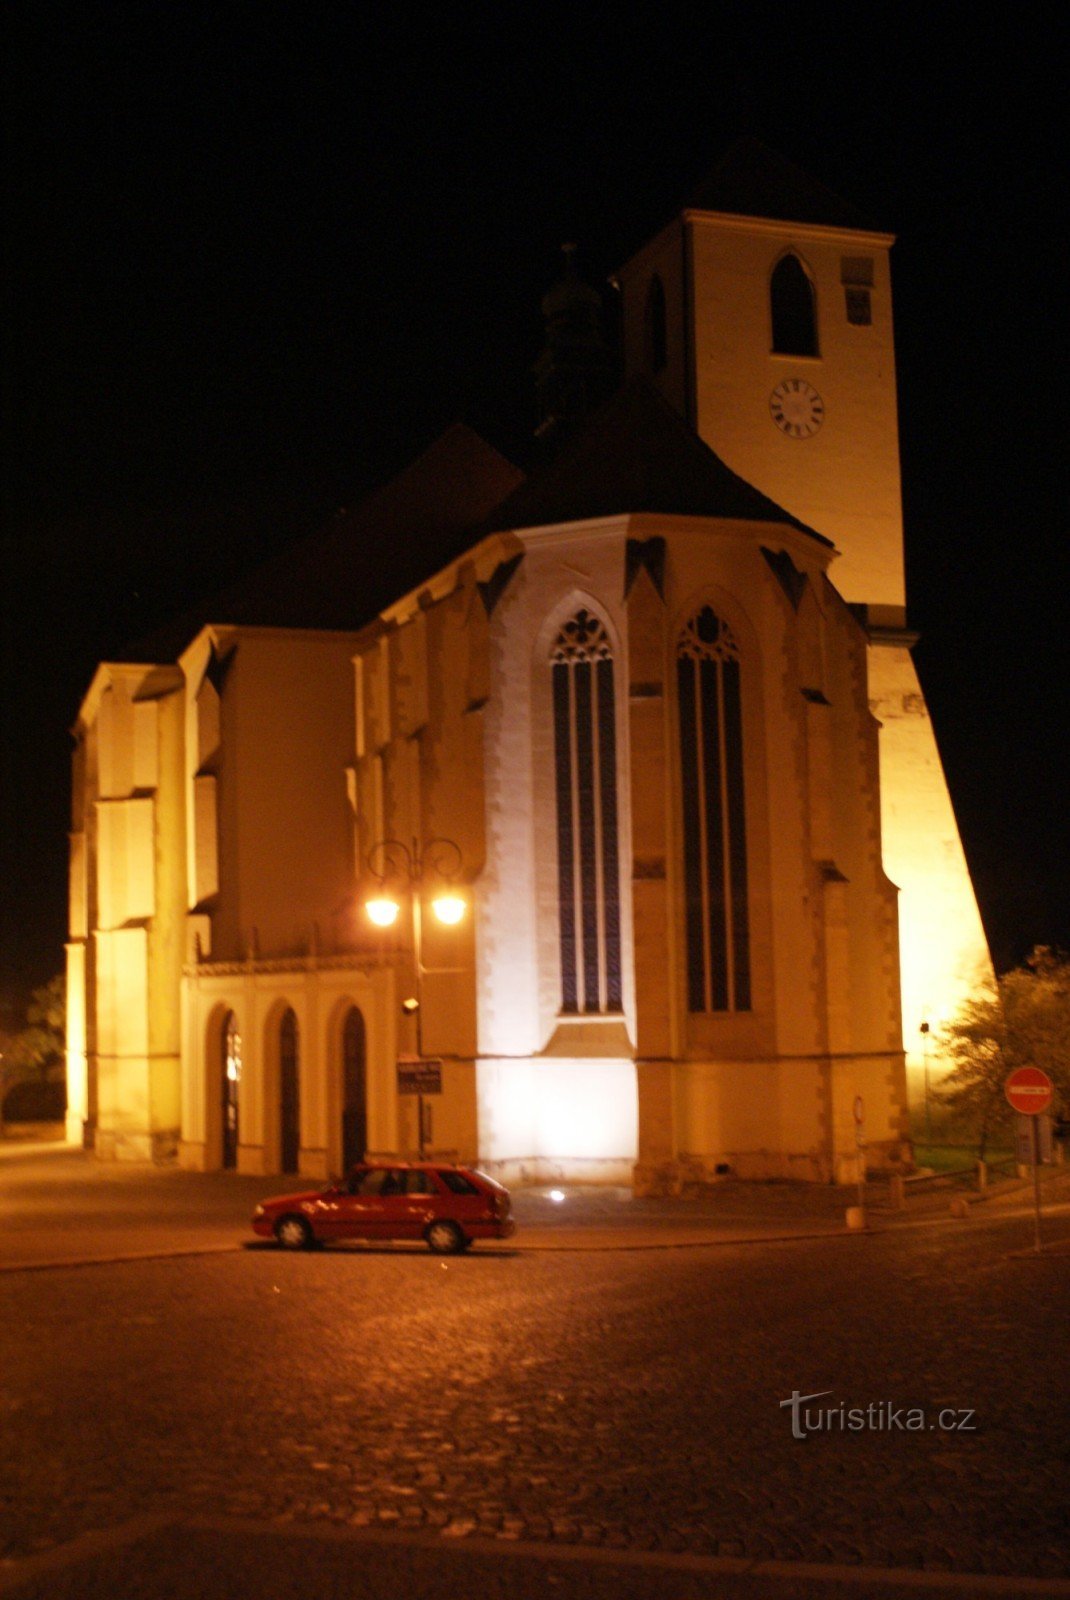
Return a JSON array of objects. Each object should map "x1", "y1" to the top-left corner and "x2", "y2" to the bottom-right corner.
[{"x1": 252, "y1": 1161, "x2": 515, "y2": 1254}]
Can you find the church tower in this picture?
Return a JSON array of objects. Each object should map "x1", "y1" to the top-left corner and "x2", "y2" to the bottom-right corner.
[{"x1": 615, "y1": 140, "x2": 993, "y2": 1099}]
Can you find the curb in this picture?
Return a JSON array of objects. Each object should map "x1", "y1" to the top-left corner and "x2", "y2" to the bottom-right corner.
[
  {"x1": 2, "y1": 1511, "x2": 1068, "y2": 1597},
  {"x1": 0, "y1": 1224, "x2": 857, "y2": 1273},
  {"x1": 3, "y1": 1199, "x2": 1067, "y2": 1275}
]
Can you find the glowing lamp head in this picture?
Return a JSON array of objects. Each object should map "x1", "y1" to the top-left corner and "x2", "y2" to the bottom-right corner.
[
  {"x1": 431, "y1": 892, "x2": 466, "y2": 926},
  {"x1": 365, "y1": 894, "x2": 400, "y2": 928}
]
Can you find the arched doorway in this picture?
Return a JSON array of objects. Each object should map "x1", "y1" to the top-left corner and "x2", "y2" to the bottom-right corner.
[
  {"x1": 341, "y1": 1006, "x2": 367, "y2": 1171},
  {"x1": 222, "y1": 1011, "x2": 241, "y2": 1170},
  {"x1": 279, "y1": 1008, "x2": 300, "y2": 1174}
]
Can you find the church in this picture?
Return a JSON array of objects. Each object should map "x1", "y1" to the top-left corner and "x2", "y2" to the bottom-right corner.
[{"x1": 64, "y1": 142, "x2": 992, "y2": 1190}]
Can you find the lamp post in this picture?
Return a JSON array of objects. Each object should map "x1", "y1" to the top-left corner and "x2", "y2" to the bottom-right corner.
[
  {"x1": 920, "y1": 1020, "x2": 931, "y2": 1145},
  {"x1": 363, "y1": 836, "x2": 467, "y2": 1156}
]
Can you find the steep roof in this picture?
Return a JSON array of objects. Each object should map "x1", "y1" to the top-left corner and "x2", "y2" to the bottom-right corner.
[
  {"x1": 121, "y1": 379, "x2": 827, "y2": 667},
  {"x1": 120, "y1": 424, "x2": 523, "y2": 660},
  {"x1": 484, "y1": 378, "x2": 829, "y2": 543},
  {"x1": 685, "y1": 137, "x2": 876, "y2": 233}
]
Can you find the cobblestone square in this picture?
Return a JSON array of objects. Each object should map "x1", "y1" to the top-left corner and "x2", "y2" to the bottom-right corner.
[{"x1": 1, "y1": 1159, "x2": 1067, "y2": 1594}]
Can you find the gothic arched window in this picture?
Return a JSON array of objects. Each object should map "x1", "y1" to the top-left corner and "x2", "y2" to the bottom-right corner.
[
  {"x1": 644, "y1": 275, "x2": 667, "y2": 373},
  {"x1": 551, "y1": 609, "x2": 623, "y2": 1014},
  {"x1": 770, "y1": 253, "x2": 818, "y2": 357},
  {"x1": 677, "y1": 607, "x2": 751, "y2": 1013}
]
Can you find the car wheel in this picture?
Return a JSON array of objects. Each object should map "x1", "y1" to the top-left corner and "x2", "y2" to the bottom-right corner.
[
  {"x1": 425, "y1": 1220, "x2": 466, "y2": 1255},
  {"x1": 274, "y1": 1214, "x2": 314, "y2": 1251}
]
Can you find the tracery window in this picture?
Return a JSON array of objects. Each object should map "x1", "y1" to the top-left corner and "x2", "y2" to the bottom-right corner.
[
  {"x1": 771, "y1": 252, "x2": 818, "y2": 357},
  {"x1": 551, "y1": 609, "x2": 623, "y2": 1014},
  {"x1": 677, "y1": 607, "x2": 751, "y2": 1013}
]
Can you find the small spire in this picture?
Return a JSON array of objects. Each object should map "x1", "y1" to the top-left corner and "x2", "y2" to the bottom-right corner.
[{"x1": 533, "y1": 243, "x2": 615, "y2": 450}]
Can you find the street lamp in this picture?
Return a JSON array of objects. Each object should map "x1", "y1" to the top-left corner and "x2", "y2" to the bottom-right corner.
[
  {"x1": 363, "y1": 837, "x2": 468, "y2": 1156},
  {"x1": 920, "y1": 1020, "x2": 931, "y2": 1145}
]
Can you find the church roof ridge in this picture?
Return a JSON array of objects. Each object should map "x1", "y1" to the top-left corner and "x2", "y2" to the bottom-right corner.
[
  {"x1": 116, "y1": 423, "x2": 523, "y2": 662},
  {"x1": 483, "y1": 377, "x2": 830, "y2": 544},
  {"x1": 684, "y1": 137, "x2": 878, "y2": 233}
]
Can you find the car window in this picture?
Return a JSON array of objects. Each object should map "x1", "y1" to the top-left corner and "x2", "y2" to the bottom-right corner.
[
  {"x1": 436, "y1": 1169, "x2": 480, "y2": 1196},
  {"x1": 350, "y1": 1168, "x2": 389, "y2": 1195},
  {"x1": 402, "y1": 1170, "x2": 435, "y2": 1195}
]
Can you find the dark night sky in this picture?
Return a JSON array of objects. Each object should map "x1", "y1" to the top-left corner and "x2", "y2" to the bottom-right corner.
[{"x1": 2, "y1": 4, "x2": 1065, "y2": 1019}]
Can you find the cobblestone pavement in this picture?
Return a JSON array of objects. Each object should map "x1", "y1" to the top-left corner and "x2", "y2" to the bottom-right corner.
[
  {"x1": 1, "y1": 1200, "x2": 1067, "y2": 1589},
  {"x1": 4, "y1": 1144, "x2": 1064, "y2": 1270},
  {"x1": 0, "y1": 1144, "x2": 857, "y2": 1268}
]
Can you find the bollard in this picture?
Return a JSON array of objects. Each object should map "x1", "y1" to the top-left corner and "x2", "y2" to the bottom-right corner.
[
  {"x1": 845, "y1": 1206, "x2": 866, "y2": 1230},
  {"x1": 976, "y1": 1159, "x2": 987, "y2": 1192},
  {"x1": 949, "y1": 1196, "x2": 970, "y2": 1218},
  {"x1": 888, "y1": 1173, "x2": 905, "y2": 1210}
]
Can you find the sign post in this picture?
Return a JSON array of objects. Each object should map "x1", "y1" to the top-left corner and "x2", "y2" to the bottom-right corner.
[
  {"x1": 397, "y1": 1056, "x2": 443, "y2": 1159},
  {"x1": 1004, "y1": 1066, "x2": 1055, "y2": 1253}
]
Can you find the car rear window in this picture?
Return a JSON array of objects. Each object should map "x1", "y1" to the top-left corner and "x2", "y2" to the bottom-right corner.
[{"x1": 435, "y1": 1170, "x2": 481, "y2": 1195}]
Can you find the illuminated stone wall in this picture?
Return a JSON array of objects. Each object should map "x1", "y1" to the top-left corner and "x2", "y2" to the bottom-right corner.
[
  {"x1": 67, "y1": 662, "x2": 185, "y2": 1161},
  {"x1": 178, "y1": 959, "x2": 400, "y2": 1178},
  {"x1": 868, "y1": 642, "x2": 993, "y2": 1092},
  {"x1": 360, "y1": 510, "x2": 908, "y2": 1187},
  {"x1": 619, "y1": 212, "x2": 906, "y2": 618},
  {"x1": 68, "y1": 512, "x2": 909, "y2": 1186},
  {"x1": 617, "y1": 202, "x2": 995, "y2": 1102}
]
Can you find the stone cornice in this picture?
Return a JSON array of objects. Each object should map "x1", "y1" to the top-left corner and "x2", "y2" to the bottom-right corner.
[{"x1": 185, "y1": 952, "x2": 403, "y2": 979}]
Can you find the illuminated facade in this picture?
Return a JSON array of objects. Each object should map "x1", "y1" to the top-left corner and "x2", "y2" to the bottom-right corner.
[
  {"x1": 68, "y1": 143, "x2": 984, "y2": 1187},
  {"x1": 614, "y1": 140, "x2": 993, "y2": 1099}
]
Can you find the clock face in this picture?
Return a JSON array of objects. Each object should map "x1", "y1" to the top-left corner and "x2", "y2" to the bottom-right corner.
[{"x1": 770, "y1": 379, "x2": 824, "y2": 438}]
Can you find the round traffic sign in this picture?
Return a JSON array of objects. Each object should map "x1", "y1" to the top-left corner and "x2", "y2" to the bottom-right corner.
[{"x1": 1004, "y1": 1066, "x2": 1054, "y2": 1116}]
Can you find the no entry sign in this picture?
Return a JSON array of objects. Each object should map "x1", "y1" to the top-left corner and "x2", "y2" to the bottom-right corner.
[{"x1": 1004, "y1": 1066, "x2": 1054, "y2": 1116}]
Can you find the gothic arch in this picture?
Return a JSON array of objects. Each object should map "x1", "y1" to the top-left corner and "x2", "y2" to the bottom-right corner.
[
  {"x1": 770, "y1": 251, "x2": 818, "y2": 357},
  {"x1": 326, "y1": 994, "x2": 368, "y2": 1175},
  {"x1": 546, "y1": 601, "x2": 624, "y2": 1015},
  {"x1": 674, "y1": 599, "x2": 754, "y2": 1014},
  {"x1": 204, "y1": 1002, "x2": 243, "y2": 1171},
  {"x1": 262, "y1": 997, "x2": 301, "y2": 1175}
]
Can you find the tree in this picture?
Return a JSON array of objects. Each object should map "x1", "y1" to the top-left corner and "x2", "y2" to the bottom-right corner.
[
  {"x1": 936, "y1": 948, "x2": 1070, "y2": 1158},
  {"x1": 1, "y1": 975, "x2": 65, "y2": 1080},
  {"x1": 0, "y1": 975, "x2": 66, "y2": 1135}
]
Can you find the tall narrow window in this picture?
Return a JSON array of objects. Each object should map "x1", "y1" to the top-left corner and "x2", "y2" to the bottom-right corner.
[
  {"x1": 551, "y1": 609, "x2": 623, "y2": 1014},
  {"x1": 644, "y1": 275, "x2": 667, "y2": 373},
  {"x1": 279, "y1": 1008, "x2": 300, "y2": 1174},
  {"x1": 677, "y1": 607, "x2": 751, "y2": 1013},
  {"x1": 771, "y1": 253, "x2": 818, "y2": 356},
  {"x1": 341, "y1": 1006, "x2": 367, "y2": 1171},
  {"x1": 222, "y1": 1011, "x2": 241, "y2": 1169}
]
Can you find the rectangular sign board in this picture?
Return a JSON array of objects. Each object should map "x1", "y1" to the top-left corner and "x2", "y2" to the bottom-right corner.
[
  {"x1": 1015, "y1": 1112, "x2": 1053, "y2": 1165},
  {"x1": 397, "y1": 1057, "x2": 443, "y2": 1096}
]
